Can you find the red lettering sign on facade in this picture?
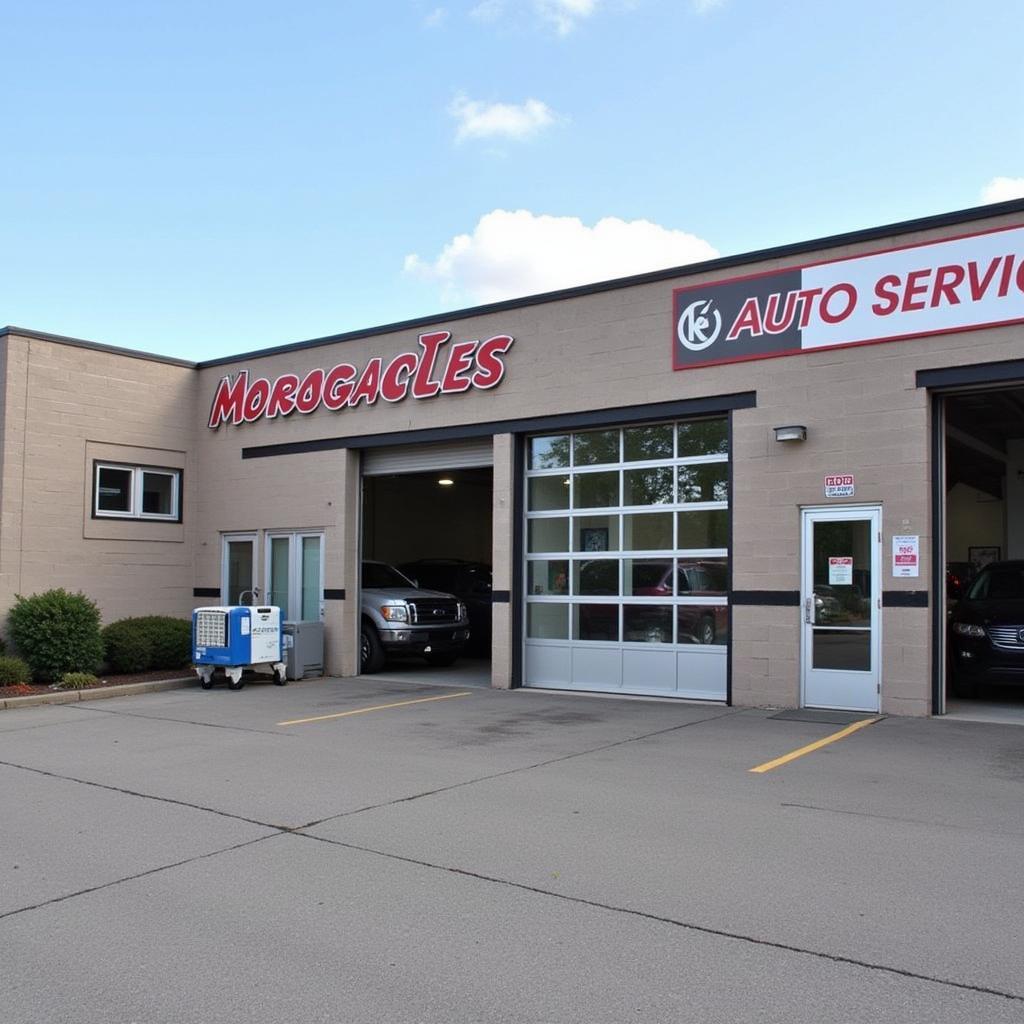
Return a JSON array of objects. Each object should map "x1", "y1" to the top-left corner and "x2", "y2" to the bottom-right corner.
[{"x1": 208, "y1": 332, "x2": 514, "y2": 429}]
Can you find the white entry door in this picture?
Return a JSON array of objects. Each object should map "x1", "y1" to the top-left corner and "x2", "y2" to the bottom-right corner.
[{"x1": 801, "y1": 506, "x2": 881, "y2": 712}]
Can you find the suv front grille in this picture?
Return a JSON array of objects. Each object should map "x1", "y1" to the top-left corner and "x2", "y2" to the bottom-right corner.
[
  {"x1": 408, "y1": 599, "x2": 459, "y2": 625},
  {"x1": 988, "y1": 625, "x2": 1024, "y2": 649}
]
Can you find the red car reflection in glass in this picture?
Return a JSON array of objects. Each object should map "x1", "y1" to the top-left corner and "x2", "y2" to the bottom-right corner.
[{"x1": 629, "y1": 559, "x2": 728, "y2": 645}]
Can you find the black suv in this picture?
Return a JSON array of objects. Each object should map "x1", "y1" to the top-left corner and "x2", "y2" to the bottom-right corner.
[
  {"x1": 949, "y1": 560, "x2": 1024, "y2": 697},
  {"x1": 398, "y1": 559, "x2": 493, "y2": 654}
]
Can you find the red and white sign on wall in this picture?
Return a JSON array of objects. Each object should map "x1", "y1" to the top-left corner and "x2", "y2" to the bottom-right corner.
[
  {"x1": 208, "y1": 330, "x2": 514, "y2": 429},
  {"x1": 824, "y1": 474, "x2": 855, "y2": 498},
  {"x1": 673, "y1": 223, "x2": 1024, "y2": 369},
  {"x1": 892, "y1": 535, "x2": 920, "y2": 578}
]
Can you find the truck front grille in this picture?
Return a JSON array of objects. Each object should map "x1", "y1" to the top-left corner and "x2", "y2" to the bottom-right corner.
[{"x1": 408, "y1": 599, "x2": 459, "y2": 625}]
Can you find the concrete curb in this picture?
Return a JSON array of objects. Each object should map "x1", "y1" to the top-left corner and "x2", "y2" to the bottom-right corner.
[{"x1": 1, "y1": 676, "x2": 195, "y2": 711}]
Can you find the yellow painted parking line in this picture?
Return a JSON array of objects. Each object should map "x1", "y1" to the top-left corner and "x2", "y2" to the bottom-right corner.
[
  {"x1": 278, "y1": 691, "x2": 473, "y2": 727},
  {"x1": 749, "y1": 717, "x2": 883, "y2": 773}
]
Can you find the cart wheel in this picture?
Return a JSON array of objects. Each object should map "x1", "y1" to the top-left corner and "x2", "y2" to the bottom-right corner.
[
  {"x1": 200, "y1": 677, "x2": 214, "y2": 690},
  {"x1": 274, "y1": 668, "x2": 288, "y2": 686},
  {"x1": 227, "y1": 674, "x2": 245, "y2": 691}
]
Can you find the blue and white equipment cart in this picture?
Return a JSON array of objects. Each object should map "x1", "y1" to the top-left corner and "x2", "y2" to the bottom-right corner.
[{"x1": 192, "y1": 605, "x2": 288, "y2": 690}]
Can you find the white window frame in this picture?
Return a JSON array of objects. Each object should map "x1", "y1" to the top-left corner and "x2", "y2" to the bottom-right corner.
[
  {"x1": 221, "y1": 533, "x2": 258, "y2": 606},
  {"x1": 524, "y1": 419, "x2": 729, "y2": 648},
  {"x1": 94, "y1": 462, "x2": 181, "y2": 521},
  {"x1": 264, "y1": 531, "x2": 326, "y2": 621}
]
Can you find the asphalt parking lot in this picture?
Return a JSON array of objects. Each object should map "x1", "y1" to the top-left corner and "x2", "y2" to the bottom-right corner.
[{"x1": 2, "y1": 677, "x2": 1023, "y2": 1024}]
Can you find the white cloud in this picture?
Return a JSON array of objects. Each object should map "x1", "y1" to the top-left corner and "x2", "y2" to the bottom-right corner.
[
  {"x1": 691, "y1": 0, "x2": 725, "y2": 12},
  {"x1": 981, "y1": 176, "x2": 1024, "y2": 204},
  {"x1": 469, "y1": 0, "x2": 505, "y2": 22},
  {"x1": 470, "y1": 0, "x2": 597, "y2": 34},
  {"x1": 536, "y1": 0, "x2": 598, "y2": 34},
  {"x1": 423, "y1": 6, "x2": 447, "y2": 26},
  {"x1": 449, "y1": 94, "x2": 557, "y2": 142},
  {"x1": 404, "y1": 208, "x2": 718, "y2": 304}
]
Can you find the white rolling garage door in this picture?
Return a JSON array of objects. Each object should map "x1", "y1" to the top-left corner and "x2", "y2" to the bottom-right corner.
[
  {"x1": 524, "y1": 418, "x2": 730, "y2": 701},
  {"x1": 361, "y1": 438, "x2": 494, "y2": 476}
]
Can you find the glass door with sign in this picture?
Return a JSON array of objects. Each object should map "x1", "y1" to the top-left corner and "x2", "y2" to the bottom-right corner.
[
  {"x1": 265, "y1": 532, "x2": 325, "y2": 621},
  {"x1": 801, "y1": 507, "x2": 881, "y2": 712},
  {"x1": 222, "y1": 534, "x2": 258, "y2": 605}
]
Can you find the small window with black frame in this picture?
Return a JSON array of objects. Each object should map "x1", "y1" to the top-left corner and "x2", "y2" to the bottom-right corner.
[
  {"x1": 94, "y1": 463, "x2": 181, "y2": 521},
  {"x1": 96, "y1": 466, "x2": 133, "y2": 514}
]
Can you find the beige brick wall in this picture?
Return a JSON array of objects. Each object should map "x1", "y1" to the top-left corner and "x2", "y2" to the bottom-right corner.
[
  {"x1": 5, "y1": 208, "x2": 1020, "y2": 710},
  {"x1": 0, "y1": 333, "x2": 196, "y2": 632},
  {"x1": 191, "y1": 208, "x2": 1024, "y2": 712}
]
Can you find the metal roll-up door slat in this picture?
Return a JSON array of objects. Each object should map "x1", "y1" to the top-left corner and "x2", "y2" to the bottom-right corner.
[{"x1": 361, "y1": 438, "x2": 494, "y2": 476}]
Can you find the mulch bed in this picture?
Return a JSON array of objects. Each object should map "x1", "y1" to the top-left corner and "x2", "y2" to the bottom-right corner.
[{"x1": 0, "y1": 668, "x2": 193, "y2": 700}]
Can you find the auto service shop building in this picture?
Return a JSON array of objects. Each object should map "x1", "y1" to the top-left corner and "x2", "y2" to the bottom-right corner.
[{"x1": 3, "y1": 199, "x2": 1024, "y2": 717}]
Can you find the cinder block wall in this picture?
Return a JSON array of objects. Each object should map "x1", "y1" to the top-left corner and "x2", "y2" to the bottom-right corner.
[
  {"x1": 5, "y1": 208, "x2": 1019, "y2": 710},
  {"x1": 0, "y1": 332, "x2": 197, "y2": 632}
]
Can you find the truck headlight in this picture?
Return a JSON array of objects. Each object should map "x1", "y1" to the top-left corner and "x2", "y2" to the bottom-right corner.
[
  {"x1": 458, "y1": 602, "x2": 467, "y2": 622},
  {"x1": 380, "y1": 605, "x2": 408, "y2": 622},
  {"x1": 952, "y1": 622, "x2": 985, "y2": 638}
]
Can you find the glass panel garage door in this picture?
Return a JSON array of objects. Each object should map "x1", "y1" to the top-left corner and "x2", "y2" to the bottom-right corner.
[{"x1": 524, "y1": 418, "x2": 729, "y2": 699}]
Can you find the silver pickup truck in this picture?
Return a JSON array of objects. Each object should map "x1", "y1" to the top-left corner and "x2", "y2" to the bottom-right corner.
[{"x1": 361, "y1": 561, "x2": 470, "y2": 673}]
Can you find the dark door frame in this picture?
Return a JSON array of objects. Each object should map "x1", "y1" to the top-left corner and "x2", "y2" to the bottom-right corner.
[{"x1": 917, "y1": 358, "x2": 1024, "y2": 715}]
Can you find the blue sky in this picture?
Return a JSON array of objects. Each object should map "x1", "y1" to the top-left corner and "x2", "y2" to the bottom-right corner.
[{"x1": 2, "y1": 0, "x2": 1022, "y2": 361}]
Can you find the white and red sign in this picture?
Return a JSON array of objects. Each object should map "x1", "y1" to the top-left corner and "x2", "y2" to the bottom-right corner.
[
  {"x1": 208, "y1": 330, "x2": 514, "y2": 429},
  {"x1": 824, "y1": 474, "x2": 855, "y2": 498},
  {"x1": 828, "y1": 556, "x2": 853, "y2": 586},
  {"x1": 892, "y1": 535, "x2": 920, "y2": 578},
  {"x1": 673, "y1": 223, "x2": 1024, "y2": 369}
]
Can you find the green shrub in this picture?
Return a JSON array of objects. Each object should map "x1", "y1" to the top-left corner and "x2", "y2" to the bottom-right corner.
[
  {"x1": 135, "y1": 616, "x2": 192, "y2": 669},
  {"x1": 58, "y1": 672, "x2": 100, "y2": 690},
  {"x1": 102, "y1": 616, "x2": 192, "y2": 673},
  {"x1": 101, "y1": 620, "x2": 154, "y2": 673},
  {"x1": 8, "y1": 589, "x2": 104, "y2": 683},
  {"x1": 0, "y1": 655, "x2": 32, "y2": 685},
  {"x1": 0, "y1": 635, "x2": 7, "y2": 655}
]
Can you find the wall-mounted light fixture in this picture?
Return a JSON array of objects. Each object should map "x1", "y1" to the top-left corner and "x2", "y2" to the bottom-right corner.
[
  {"x1": 437, "y1": 477, "x2": 454, "y2": 486},
  {"x1": 774, "y1": 424, "x2": 807, "y2": 443}
]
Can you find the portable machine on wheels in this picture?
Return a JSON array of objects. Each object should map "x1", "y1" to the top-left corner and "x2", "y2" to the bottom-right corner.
[{"x1": 192, "y1": 604, "x2": 288, "y2": 690}]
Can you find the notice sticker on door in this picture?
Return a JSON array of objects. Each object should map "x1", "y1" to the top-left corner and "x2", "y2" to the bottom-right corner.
[
  {"x1": 828, "y1": 556, "x2": 853, "y2": 585},
  {"x1": 892, "y1": 535, "x2": 920, "y2": 578}
]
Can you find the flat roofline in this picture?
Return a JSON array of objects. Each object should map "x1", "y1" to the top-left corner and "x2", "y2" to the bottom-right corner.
[
  {"x1": 0, "y1": 326, "x2": 196, "y2": 368},
  {"x1": 8, "y1": 198, "x2": 1024, "y2": 371},
  {"x1": 196, "y1": 197, "x2": 1024, "y2": 369}
]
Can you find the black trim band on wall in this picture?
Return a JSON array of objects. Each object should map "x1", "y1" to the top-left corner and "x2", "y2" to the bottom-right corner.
[
  {"x1": 882, "y1": 591, "x2": 929, "y2": 608},
  {"x1": 323, "y1": 589, "x2": 346, "y2": 601},
  {"x1": 193, "y1": 587, "x2": 220, "y2": 598},
  {"x1": 916, "y1": 358, "x2": 1024, "y2": 390},
  {"x1": 491, "y1": 591, "x2": 510, "y2": 604},
  {"x1": 731, "y1": 590, "x2": 801, "y2": 607},
  {"x1": 240, "y1": 392, "x2": 757, "y2": 460}
]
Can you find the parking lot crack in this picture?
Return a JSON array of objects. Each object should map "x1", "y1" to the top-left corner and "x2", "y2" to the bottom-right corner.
[
  {"x1": 0, "y1": 834, "x2": 284, "y2": 923},
  {"x1": 297, "y1": 708, "x2": 741, "y2": 829},
  {"x1": 298, "y1": 831, "x2": 1024, "y2": 1005},
  {"x1": 0, "y1": 757, "x2": 292, "y2": 832},
  {"x1": 781, "y1": 801, "x2": 1024, "y2": 837},
  {"x1": 68, "y1": 704, "x2": 295, "y2": 737}
]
